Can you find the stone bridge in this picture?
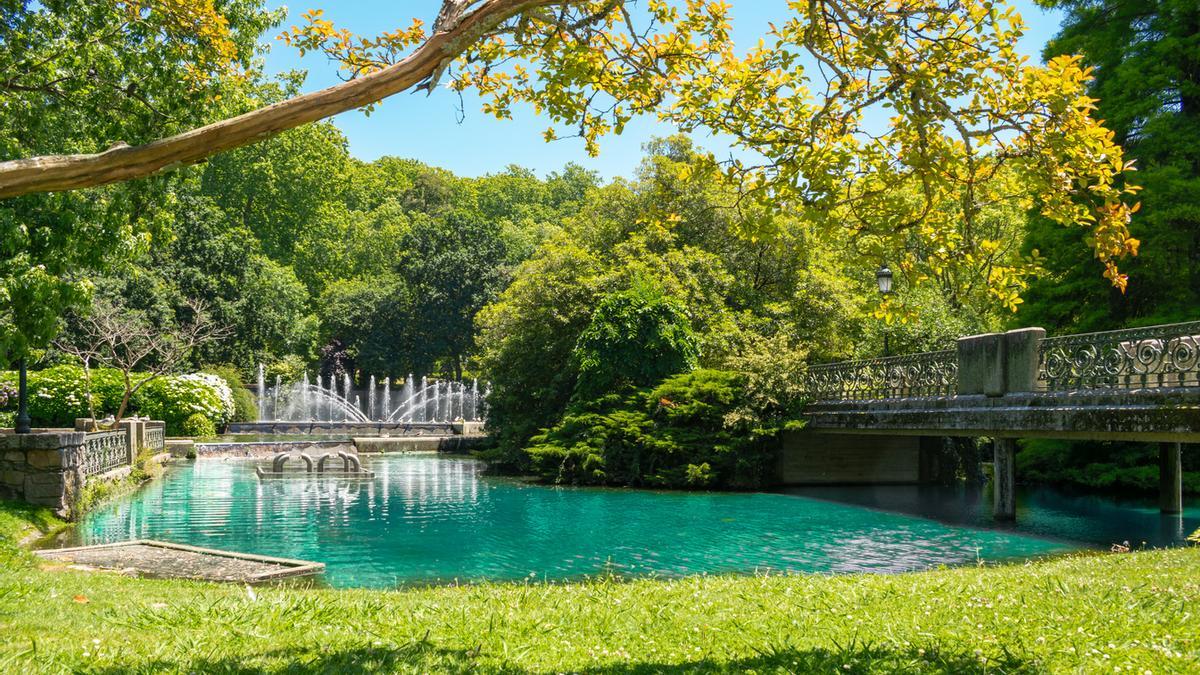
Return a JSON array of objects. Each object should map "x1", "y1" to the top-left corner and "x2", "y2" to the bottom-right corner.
[{"x1": 788, "y1": 322, "x2": 1200, "y2": 520}]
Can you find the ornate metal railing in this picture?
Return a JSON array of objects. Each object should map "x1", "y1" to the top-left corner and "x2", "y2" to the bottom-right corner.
[
  {"x1": 1038, "y1": 321, "x2": 1200, "y2": 391},
  {"x1": 804, "y1": 349, "x2": 958, "y2": 403},
  {"x1": 145, "y1": 423, "x2": 165, "y2": 452},
  {"x1": 79, "y1": 430, "x2": 130, "y2": 477}
]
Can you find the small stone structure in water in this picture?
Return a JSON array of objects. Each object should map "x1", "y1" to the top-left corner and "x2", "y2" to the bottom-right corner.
[{"x1": 255, "y1": 450, "x2": 375, "y2": 479}]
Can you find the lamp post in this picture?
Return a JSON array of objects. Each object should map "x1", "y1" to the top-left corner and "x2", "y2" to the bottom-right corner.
[
  {"x1": 15, "y1": 357, "x2": 31, "y2": 434},
  {"x1": 876, "y1": 264, "x2": 894, "y2": 357}
]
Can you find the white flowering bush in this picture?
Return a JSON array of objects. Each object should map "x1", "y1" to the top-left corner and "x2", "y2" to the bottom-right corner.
[
  {"x1": 133, "y1": 373, "x2": 236, "y2": 435},
  {"x1": 0, "y1": 366, "x2": 127, "y2": 426},
  {"x1": 1, "y1": 366, "x2": 238, "y2": 431}
]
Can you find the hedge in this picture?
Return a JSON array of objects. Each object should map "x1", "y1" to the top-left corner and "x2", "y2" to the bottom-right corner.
[{"x1": 0, "y1": 366, "x2": 236, "y2": 435}]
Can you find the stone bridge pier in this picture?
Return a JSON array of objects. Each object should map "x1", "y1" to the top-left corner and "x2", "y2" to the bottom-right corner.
[{"x1": 788, "y1": 322, "x2": 1198, "y2": 521}]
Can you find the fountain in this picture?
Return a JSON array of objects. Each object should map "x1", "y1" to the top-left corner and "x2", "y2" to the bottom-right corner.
[
  {"x1": 256, "y1": 364, "x2": 266, "y2": 420},
  {"x1": 249, "y1": 367, "x2": 488, "y2": 426},
  {"x1": 367, "y1": 375, "x2": 376, "y2": 421}
]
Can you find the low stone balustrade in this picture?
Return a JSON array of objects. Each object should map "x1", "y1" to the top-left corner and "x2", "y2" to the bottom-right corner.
[{"x1": 1, "y1": 419, "x2": 166, "y2": 516}]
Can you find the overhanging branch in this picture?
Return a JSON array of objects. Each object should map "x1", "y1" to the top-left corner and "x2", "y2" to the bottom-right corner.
[{"x1": 0, "y1": 0, "x2": 556, "y2": 199}]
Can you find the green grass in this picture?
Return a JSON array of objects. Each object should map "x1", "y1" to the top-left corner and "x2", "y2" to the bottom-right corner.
[{"x1": 1, "y1": 500, "x2": 1197, "y2": 673}]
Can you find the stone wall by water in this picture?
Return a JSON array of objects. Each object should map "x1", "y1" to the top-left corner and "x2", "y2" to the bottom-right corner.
[
  {"x1": 0, "y1": 430, "x2": 87, "y2": 514},
  {"x1": 1, "y1": 420, "x2": 163, "y2": 516}
]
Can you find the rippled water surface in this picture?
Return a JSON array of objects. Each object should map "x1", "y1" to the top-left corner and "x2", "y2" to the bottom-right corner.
[{"x1": 67, "y1": 454, "x2": 1193, "y2": 588}]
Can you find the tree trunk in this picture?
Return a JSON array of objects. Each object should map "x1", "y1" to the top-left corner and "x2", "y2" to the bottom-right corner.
[
  {"x1": 0, "y1": 0, "x2": 551, "y2": 198},
  {"x1": 115, "y1": 372, "x2": 133, "y2": 424},
  {"x1": 81, "y1": 357, "x2": 97, "y2": 430}
]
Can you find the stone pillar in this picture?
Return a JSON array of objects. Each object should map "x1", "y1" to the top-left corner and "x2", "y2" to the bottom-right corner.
[
  {"x1": 958, "y1": 333, "x2": 1006, "y2": 396},
  {"x1": 1159, "y1": 442, "x2": 1183, "y2": 514},
  {"x1": 958, "y1": 328, "x2": 1046, "y2": 397},
  {"x1": 993, "y1": 438, "x2": 1016, "y2": 521},
  {"x1": 1003, "y1": 328, "x2": 1045, "y2": 393}
]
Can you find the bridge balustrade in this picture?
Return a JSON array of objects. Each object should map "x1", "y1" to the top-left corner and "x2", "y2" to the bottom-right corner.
[
  {"x1": 794, "y1": 321, "x2": 1198, "y2": 521},
  {"x1": 802, "y1": 320, "x2": 1200, "y2": 403},
  {"x1": 1037, "y1": 321, "x2": 1200, "y2": 392},
  {"x1": 804, "y1": 350, "x2": 958, "y2": 403}
]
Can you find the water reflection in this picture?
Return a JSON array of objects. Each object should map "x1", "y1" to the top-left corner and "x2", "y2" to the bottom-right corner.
[
  {"x1": 780, "y1": 483, "x2": 1200, "y2": 548},
  {"x1": 64, "y1": 455, "x2": 1180, "y2": 588}
]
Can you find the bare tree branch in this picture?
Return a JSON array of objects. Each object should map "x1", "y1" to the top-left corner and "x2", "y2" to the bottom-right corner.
[{"x1": 56, "y1": 298, "x2": 232, "y2": 425}]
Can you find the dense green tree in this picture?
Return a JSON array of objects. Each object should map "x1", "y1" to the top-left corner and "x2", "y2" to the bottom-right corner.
[
  {"x1": 475, "y1": 238, "x2": 605, "y2": 466},
  {"x1": 200, "y1": 116, "x2": 352, "y2": 264},
  {"x1": 236, "y1": 256, "x2": 318, "y2": 368},
  {"x1": 1025, "y1": 0, "x2": 1200, "y2": 330},
  {"x1": 90, "y1": 195, "x2": 317, "y2": 373},
  {"x1": 291, "y1": 199, "x2": 409, "y2": 296},
  {"x1": 398, "y1": 212, "x2": 509, "y2": 378},
  {"x1": 0, "y1": 0, "x2": 277, "y2": 364},
  {"x1": 1013, "y1": 0, "x2": 1200, "y2": 496},
  {"x1": 477, "y1": 226, "x2": 742, "y2": 468},
  {"x1": 317, "y1": 275, "x2": 412, "y2": 379}
]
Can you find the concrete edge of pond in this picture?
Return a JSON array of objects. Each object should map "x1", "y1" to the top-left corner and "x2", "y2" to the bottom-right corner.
[{"x1": 35, "y1": 539, "x2": 326, "y2": 583}]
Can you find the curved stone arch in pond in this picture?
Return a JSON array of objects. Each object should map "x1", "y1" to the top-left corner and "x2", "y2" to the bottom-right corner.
[
  {"x1": 317, "y1": 452, "x2": 362, "y2": 473},
  {"x1": 272, "y1": 452, "x2": 314, "y2": 473}
]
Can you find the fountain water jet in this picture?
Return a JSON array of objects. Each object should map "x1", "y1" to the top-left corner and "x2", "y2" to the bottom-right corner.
[{"x1": 251, "y1": 366, "x2": 487, "y2": 424}]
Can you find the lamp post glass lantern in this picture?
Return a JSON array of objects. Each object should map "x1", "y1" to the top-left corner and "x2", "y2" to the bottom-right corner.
[
  {"x1": 876, "y1": 264, "x2": 893, "y2": 295},
  {"x1": 876, "y1": 264, "x2": 893, "y2": 357}
]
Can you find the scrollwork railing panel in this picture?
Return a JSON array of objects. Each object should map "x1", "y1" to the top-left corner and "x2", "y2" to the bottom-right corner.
[
  {"x1": 80, "y1": 430, "x2": 130, "y2": 477},
  {"x1": 804, "y1": 350, "x2": 958, "y2": 403},
  {"x1": 1038, "y1": 321, "x2": 1200, "y2": 391},
  {"x1": 145, "y1": 424, "x2": 165, "y2": 452}
]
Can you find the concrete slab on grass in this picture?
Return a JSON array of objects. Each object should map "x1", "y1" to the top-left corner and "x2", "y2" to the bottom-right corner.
[{"x1": 36, "y1": 540, "x2": 324, "y2": 583}]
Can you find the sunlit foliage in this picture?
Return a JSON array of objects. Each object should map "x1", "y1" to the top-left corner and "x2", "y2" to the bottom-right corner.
[{"x1": 287, "y1": 0, "x2": 1142, "y2": 307}]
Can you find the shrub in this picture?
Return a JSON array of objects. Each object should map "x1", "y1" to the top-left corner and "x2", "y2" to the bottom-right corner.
[
  {"x1": 526, "y1": 369, "x2": 782, "y2": 490},
  {"x1": 0, "y1": 366, "x2": 137, "y2": 426},
  {"x1": 132, "y1": 373, "x2": 235, "y2": 435},
  {"x1": 0, "y1": 411, "x2": 13, "y2": 428},
  {"x1": 20, "y1": 365, "x2": 92, "y2": 426},
  {"x1": 201, "y1": 365, "x2": 257, "y2": 423},
  {"x1": 0, "y1": 368, "x2": 235, "y2": 432},
  {"x1": 180, "y1": 413, "x2": 216, "y2": 438}
]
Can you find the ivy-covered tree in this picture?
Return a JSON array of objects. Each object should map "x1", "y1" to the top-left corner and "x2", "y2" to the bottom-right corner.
[{"x1": 572, "y1": 282, "x2": 700, "y2": 401}]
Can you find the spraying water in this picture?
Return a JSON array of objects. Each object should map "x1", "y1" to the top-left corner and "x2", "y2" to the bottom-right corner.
[{"x1": 251, "y1": 366, "x2": 488, "y2": 423}]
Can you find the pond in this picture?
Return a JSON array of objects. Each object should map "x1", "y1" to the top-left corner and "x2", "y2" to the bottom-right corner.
[{"x1": 64, "y1": 454, "x2": 1199, "y2": 588}]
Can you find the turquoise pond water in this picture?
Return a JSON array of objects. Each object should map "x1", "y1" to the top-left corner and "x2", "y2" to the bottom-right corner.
[{"x1": 65, "y1": 454, "x2": 1199, "y2": 588}]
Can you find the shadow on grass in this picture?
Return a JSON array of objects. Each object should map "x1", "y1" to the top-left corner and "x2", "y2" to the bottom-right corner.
[{"x1": 87, "y1": 641, "x2": 1038, "y2": 674}]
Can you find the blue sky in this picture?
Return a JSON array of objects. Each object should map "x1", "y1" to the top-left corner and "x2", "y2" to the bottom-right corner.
[{"x1": 262, "y1": 1, "x2": 1064, "y2": 179}]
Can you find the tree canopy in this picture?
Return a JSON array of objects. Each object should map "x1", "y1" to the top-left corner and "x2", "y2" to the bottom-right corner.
[
  {"x1": 1, "y1": 0, "x2": 1140, "y2": 306},
  {"x1": 1023, "y1": 0, "x2": 1200, "y2": 330}
]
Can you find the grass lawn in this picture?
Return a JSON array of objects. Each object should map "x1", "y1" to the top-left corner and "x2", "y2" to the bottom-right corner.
[{"x1": 1, "y1": 500, "x2": 1197, "y2": 673}]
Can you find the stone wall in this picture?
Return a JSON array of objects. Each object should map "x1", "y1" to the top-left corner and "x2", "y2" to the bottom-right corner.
[
  {"x1": 193, "y1": 439, "x2": 354, "y2": 458},
  {"x1": 1, "y1": 422, "x2": 164, "y2": 517},
  {"x1": 0, "y1": 430, "x2": 86, "y2": 515}
]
